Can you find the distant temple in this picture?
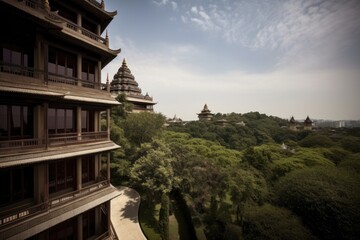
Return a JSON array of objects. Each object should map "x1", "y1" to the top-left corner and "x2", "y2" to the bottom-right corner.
[
  {"x1": 289, "y1": 116, "x2": 314, "y2": 131},
  {"x1": 110, "y1": 59, "x2": 156, "y2": 113},
  {"x1": 197, "y1": 104, "x2": 214, "y2": 121}
]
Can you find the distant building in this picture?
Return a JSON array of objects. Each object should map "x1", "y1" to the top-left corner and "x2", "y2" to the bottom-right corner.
[
  {"x1": 110, "y1": 59, "x2": 156, "y2": 113},
  {"x1": 289, "y1": 116, "x2": 314, "y2": 131},
  {"x1": 197, "y1": 104, "x2": 214, "y2": 121},
  {"x1": 304, "y1": 116, "x2": 313, "y2": 131}
]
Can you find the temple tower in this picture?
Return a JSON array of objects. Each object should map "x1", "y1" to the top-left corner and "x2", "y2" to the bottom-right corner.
[
  {"x1": 197, "y1": 104, "x2": 214, "y2": 121},
  {"x1": 110, "y1": 59, "x2": 156, "y2": 112}
]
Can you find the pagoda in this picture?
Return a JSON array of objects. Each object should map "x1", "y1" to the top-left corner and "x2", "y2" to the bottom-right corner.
[
  {"x1": 289, "y1": 116, "x2": 298, "y2": 131},
  {"x1": 110, "y1": 59, "x2": 156, "y2": 112},
  {"x1": 304, "y1": 116, "x2": 313, "y2": 131},
  {"x1": 197, "y1": 104, "x2": 214, "y2": 121}
]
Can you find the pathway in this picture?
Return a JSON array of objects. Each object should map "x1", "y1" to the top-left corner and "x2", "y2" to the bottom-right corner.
[{"x1": 111, "y1": 186, "x2": 147, "y2": 240}]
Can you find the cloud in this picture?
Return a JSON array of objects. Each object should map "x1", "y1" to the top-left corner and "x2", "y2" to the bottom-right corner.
[
  {"x1": 153, "y1": 0, "x2": 169, "y2": 6},
  {"x1": 171, "y1": 1, "x2": 178, "y2": 11},
  {"x1": 179, "y1": 0, "x2": 360, "y2": 71}
]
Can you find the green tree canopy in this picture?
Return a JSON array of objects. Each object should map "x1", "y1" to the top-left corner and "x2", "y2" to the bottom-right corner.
[
  {"x1": 275, "y1": 167, "x2": 360, "y2": 240},
  {"x1": 121, "y1": 112, "x2": 165, "y2": 146}
]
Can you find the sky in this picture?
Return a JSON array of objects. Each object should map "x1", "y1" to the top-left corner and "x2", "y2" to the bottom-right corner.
[{"x1": 101, "y1": 0, "x2": 360, "y2": 121}]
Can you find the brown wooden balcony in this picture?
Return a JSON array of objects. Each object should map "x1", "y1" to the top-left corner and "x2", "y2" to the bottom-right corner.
[
  {"x1": 0, "y1": 62, "x2": 108, "y2": 91},
  {"x1": 0, "y1": 132, "x2": 109, "y2": 154},
  {"x1": 0, "y1": 180, "x2": 109, "y2": 228}
]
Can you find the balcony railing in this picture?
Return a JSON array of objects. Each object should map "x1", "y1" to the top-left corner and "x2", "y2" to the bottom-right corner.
[
  {"x1": 60, "y1": 17, "x2": 107, "y2": 45},
  {"x1": 0, "y1": 138, "x2": 44, "y2": 149},
  {"x1": 0, "y1": 62, "x2": 108, "y2": 91},
  {"x1": 49, "y1": 180, "x2": 109, "y2": 207},
  {"x1": 0, "y1": 180, "x2": 109, "y2": 228},
  {"x1": 0, "y1": 132, "x2": 109, "y2": 153}
]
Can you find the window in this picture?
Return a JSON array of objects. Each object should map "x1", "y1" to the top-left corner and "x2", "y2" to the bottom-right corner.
[
  {"x1": 82, "y1": 59, "x2": 95, "y2": 82},
  {"x1": 82, "y1": 18, "x2": 97, "y2": 34},
  {"x1": 49, "y1": 159, "x2": 76, "y2": 194},
  {"x1": 0, "y1": 105, "x2": 33, "y2": 140},
  {"x1": 48, "y1": 48, "x2": 76, "y2": 77},
  {"x1": 2, "y1": 47, "x2": 29, "y2": 67},
  {"x1": 81, "y1": 110, "x2": 95, "y2": 132},
  {"x1": 48, "y1": 108, "x2": 75, "y2": 134},
  {"x1": 82, "y1": 156, "x2": 95, "y2": 184},
  {"x1": 83, "y1": 208, "x2": 96, "y2": 239},
  {"x1": 0, "y1": 166, "x2": 34, "y2": 207}
]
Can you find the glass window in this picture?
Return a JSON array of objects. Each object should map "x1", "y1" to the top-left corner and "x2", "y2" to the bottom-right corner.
[
  {"x1": 0, "y1": 166, "x2": 33, "y2": 207},
  {"x1": 0, "y1": 105, "x2": 8, "y2": 137},
  {"x1": 0, "y1": 105, "x2": 33, "y2": 140},
  {"x1": 2, "y1": 48, "x2": 11, "y2": 63},
  {"x1": 11, "y1": 106, "x2": 21, "y2": 136},
  {"x1": 66, "y1": 109, "x2": 73, "y2": 132},
  {"x1": 47, "y1": 47, "x2": 76, "y2": 77}
]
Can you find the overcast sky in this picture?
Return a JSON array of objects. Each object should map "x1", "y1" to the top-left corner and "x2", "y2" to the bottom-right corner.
[{"x1": 101, "y1": 0, "x2": 360, "y2": 121}]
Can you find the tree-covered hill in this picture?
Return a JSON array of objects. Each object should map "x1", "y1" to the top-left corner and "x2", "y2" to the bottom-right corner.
[{"x1": 108, "y1": 104, "x2": 360, "y2": 240}]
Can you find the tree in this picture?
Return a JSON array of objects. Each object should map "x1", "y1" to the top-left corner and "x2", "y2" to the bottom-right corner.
[
  {"x1": 275, "y1": 167, "x2": 360, "y2": 240},
  {"x1": 121, "y1": 112, "x2": 165, "y2": 146},
  {"x1": 244, "y1": 204, "x2": 316, "y2": 240},
  {"x1": 158, "y1": 193, "x2": 170, "y2": 240},
  {"x1": 129, "y1": 143, "x2": 174, "y2": 201}
]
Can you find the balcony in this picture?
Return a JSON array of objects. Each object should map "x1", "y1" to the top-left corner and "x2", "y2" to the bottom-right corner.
[
  {"x1": 0, "y1": 62, "x2": 108, "y2": 91},
  {"x1": 0, "y1": 131, "x2": 109, "y2": 155},
  {"x1": 0, "y1": 180, "x2": 110, "y2": 228}
]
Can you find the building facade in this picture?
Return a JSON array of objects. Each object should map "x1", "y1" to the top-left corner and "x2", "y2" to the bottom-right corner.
[
  {"x1": 0, "y1": 0, "x2": 121, "y2": 239},
  {"x1": 110, "y1": 59, "x2": 156, "y2": 113}
]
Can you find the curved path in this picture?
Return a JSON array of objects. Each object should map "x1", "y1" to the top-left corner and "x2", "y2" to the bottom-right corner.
[{"x1": 111, "y1": 186, "x2": 147, "y2": 240}]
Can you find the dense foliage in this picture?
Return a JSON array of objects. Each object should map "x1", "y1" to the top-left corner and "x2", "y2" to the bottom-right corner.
[{"x1": 109, "y1": 106, "x2": 360, "y2": 240}]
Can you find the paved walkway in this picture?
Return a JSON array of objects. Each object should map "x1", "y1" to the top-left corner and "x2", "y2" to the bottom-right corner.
[{"x1": 111, "y1": 186, "x2": 147, "y2": 240}]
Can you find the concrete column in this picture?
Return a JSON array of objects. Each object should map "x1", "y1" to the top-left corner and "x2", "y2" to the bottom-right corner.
[
  {"x1": 107, "y1": 152, "x2": 110, "y2": 180},
  {"x1": 94, "y1": 154, "x2": 99, "y2": 180},
  {"x1": 106, "y1": 109, "x2": 110, "y2": 140},
  {"x1": 76, "y1": 106, "x2": 82, "y2": 140},
  {"x1": 97, "y1": 61, "x2": 101, "y2": 89},
  {"x1": 43, "y1": 103, "x2": 48, "y2": 149},
  {"x1": 77, "y1": 54, "x2": 82, "y2": 86},
  {"x1": 77, "y1": 214, "x2": 83, "y2": 240},
  {"x1": 76, "y1": 157, "x2": 82, "y2": 190},
  {"x1": 33, "y1": 105, "x2": 41, "y2": 139},
  {"x1": 77, "y1": 13, "x2": 82, "y2": 32}
]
